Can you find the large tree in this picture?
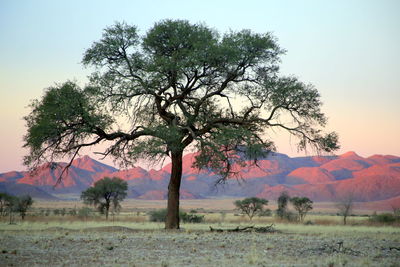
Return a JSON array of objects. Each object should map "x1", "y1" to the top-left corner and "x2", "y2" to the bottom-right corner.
[
  {"x1": 81, "y1": 177, "x2": 128, "y2": 219},
  {"x1": 23, "y1": 20, "x2": 339, "y2": 229}
]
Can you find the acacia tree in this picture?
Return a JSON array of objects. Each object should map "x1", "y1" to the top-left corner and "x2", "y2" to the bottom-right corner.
[
  {"x1": 336, "y1": 193, "x2": 354, "y2": 225},
  {"x1": 234, "y1": 197, "x2": 268, "y2": 221},
  {"x1": 290, "y1": 197, "x2": 313, "y2": 222},
  {"x1": 81, "y1": 177, "x2": 127, "y2": 219},
  {"x1": 3, "y1": 194, "x2": 18, "y2": 224},
  {"x1": 23, "y1": 20, "x2": 339, "y2": 229},
  {"x1": 15, "y1": 195, "x2": 34, "y2": 220}
]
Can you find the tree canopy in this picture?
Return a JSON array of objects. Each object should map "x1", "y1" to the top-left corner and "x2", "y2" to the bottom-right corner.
[
  {"x1": 81, "y1": 177, "x2": 128, "y2": 219},
  {"x1": 290, "y1": 197, "x2": 313, "y2": 222},
  {"x1": 276, "y1": 191, "x2": 290, "y2": 219},
  {"x1": 15, "y1": 195, "x2": 34, "y2": 220},
  {"x1": 24, "y1": 20, "x2": 339, "y2": 229},
  {"x1": 234, "y1": 197, "x2": 268, "y2": 220}
]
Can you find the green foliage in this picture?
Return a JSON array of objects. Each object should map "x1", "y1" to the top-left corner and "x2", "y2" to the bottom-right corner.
[
  {"x1": 181, "y1": 211, "x2": 205, "y2": 223},
  {"x1": 290, "y1": 197, "x2": 313, "y2": 222},
  {"x1": 0, "y1": 194, "x2": 33, "y2": 220},
  {"x1": 81, "y1": 177, "x2": 128, "y2": 219},
  {"x1": 77, "y1": 207, "x2": 92, "y2": 218},
  {"x1": 15, "y1": 195, "x2": 34, "y2": 220},
  {"x1": 149, "y1": 209, "x2": 204, "y2": 223},
  {"x1": 149, "y1": 209, "x2": 168, "y2": 222},
  {"x1": 258, "y1": 209, "x2": 272, "y2": 217},
  {"x1": 68, "y1": 208, "x2": 77, "y2": 216},
  {"x1": 24, "y1": 19, "x2": 339, "y2": 229},
  {"x1": 370, "y1": 213, "x2": 399, "y2": 223},
  {"x1": 234, "y1": 197, "x2": 268, "y2": 220},
  {"x1": 276, "y1": 191, "x2": 290, "y2": 219},
  {"x1": 23, "y1": 81, "x2": 112, "y2": 167},
  {"x1": 24, "y1": 19, "x2": 339, "y2": 173}
]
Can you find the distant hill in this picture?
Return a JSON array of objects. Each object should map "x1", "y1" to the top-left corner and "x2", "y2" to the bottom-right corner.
[
  {"x1": 1, "y1": 152, "x2": 399, "y2": 207},
  {"x1": 0, "y1": 182, "x2": 58, "y2": 200}
]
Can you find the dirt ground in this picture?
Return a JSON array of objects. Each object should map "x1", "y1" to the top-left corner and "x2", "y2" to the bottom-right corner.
[{"x1": 1, "y1": 225, "x2": 399, "y2": 266}]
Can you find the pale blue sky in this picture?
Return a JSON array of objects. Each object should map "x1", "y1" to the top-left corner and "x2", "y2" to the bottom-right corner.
[{"x1": 1, "y1": 0, "x2": 399, "y2": 172}]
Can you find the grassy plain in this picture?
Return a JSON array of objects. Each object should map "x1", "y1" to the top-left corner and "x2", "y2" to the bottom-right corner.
[{"x1": 1, "y1": 199, "x2": 399, "y2": 266}]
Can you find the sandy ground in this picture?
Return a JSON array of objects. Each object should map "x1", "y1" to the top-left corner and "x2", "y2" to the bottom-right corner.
[{"x1": 1, "y1": 225, "x2": 399, "y2": 266}]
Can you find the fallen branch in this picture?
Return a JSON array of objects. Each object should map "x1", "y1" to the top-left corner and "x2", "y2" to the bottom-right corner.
[{"x1": 209, "y1": 224, "x2": 278, "y2": 233}]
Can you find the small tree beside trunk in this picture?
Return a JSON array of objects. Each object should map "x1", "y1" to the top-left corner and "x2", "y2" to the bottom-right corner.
[{"x1": 81, "y1": 177, "x2": 127, "y2": 219}]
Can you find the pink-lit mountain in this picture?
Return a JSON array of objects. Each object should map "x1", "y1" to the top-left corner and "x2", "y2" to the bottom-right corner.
[{"x1": 1, "y1": 152, "x2": 399, "y2": 205}]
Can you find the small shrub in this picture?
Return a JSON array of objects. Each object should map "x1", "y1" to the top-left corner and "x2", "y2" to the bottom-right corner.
[
  {"x1": 148, "y1": 209, "x2": 204, "y2": 223},
  {"x1": 258, "y1": 209, "x2": 272, "y2": 217},
  {"x1": 68, "y1": 209, "x2": 77, "y2": 216},
  {"x1": 181, "y1": 211, "x2": 204, "y2": 223},
  {"x1": 149, "y1": 209, "x2": 168, "y2": 222},
  {"x1": 77, "y1": 207, "x2": 92, "y2": 218},
  {"x1": 370, "y1": 213, "x2": 398, "y2": 223},
  {"x1": 276, "y1": 210, "x2": 297, "y2": 222},
  {"x1": 60, "y1": 208, "x2": 66, "y2": 216},
  {"x1": 44, "y1": 209, "x2": 51, "y2": 216}
]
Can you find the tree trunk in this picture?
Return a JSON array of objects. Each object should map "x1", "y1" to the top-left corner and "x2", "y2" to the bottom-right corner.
[
  {"x1": 165, "y1": 150, "x2": 183, "y2": 229},
  {"x1": 105, "y1": 202, "x2": 109, "y2": 220}
]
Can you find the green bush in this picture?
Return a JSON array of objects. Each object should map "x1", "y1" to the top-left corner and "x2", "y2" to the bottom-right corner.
[
  {"x1": 68, "y1": 209, "x2": 77, "y2": 216},
  {"x1": 275, "y1": 210, "x2": 297, "y2": 222},
  {"x1": 258, "y1": 209, "x2": 272, "y2": 217},
  {"x1": 77, "y1": 207, "x2": 92, "y2": 218},
  {"x1": 370, "y1": 213, "x2": 398, "y2": 223},
  {"x1": 149, "y1": 209, "x2": 168, "y2": 222},
  {"x1": 181, "y1": 212, "x2": 205, "y2": 223},
  {"x1": 149, "y1": 209, "x2": 204, "y2": 223}
]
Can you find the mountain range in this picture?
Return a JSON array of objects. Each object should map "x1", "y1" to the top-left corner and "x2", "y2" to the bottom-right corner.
[{"x1": 1, "y1": 152, "x2": 399, "y2": 205}]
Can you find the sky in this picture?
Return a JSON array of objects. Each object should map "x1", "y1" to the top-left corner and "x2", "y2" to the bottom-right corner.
[{"x1": 0, "y1": 0, "x2": 399, "y2": 173}]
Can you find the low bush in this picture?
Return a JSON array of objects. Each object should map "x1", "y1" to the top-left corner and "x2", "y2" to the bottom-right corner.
[
  {"x1": 77, "y1": 207, "x2": 92, "y2": 218},
  {"x1": 258, "y1": 209, "x2": 272, "y2": 217},
  {"x1": 149, "y1": 209, "x2": 204, "y2": 223},
  {"x1": 181, "y1": 212, "x2": 205, "y2": 223},
  {"x1": 149, "y1": 209, "x2": 168, "y2": 222},
  {"x1": 369, "y1": 213, "x2": 398, "y2": 223},
  {"x1": 276, "y1": 211, "x2": 298, "y2": 222}
]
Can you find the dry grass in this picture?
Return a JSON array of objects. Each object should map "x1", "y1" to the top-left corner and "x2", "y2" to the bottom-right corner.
[
  {"x1": 0, "y1": 220, "x2": 399, "y2": 266},
  {"x1": 1, "y1": 199, "x2": 399, "y2": 266}
]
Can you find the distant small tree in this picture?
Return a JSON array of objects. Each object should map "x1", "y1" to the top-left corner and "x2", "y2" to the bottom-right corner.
[
  {"x1": 234, "y1": 197, "x2": 268, "y2": 221},
  {"x1": 15, "y1": 195, "x2": 34, "y2": 220},
  {"x1": 60, "y1": 208, "x2": 66, "y2": 216},
  {"x1": 68, "y1": 208, "x2": 77, "y2": 216},
  {"x1": 290, "y1": 197, "x2": 313, "y2": 222},
  {"x1": 0, "y1": 193, "x2": 11, "y2": 216},
  {"x1": 336, "y1": 193, "x2": 354, "y2": 225},
  {"x1": 81, "y1": 177, "x2": 128, "y2": 219},
  {"x1": 3, "y1": 194, "x2": 18, "y2": 224},
  {"x1": 276, "y1": 191, "x2": 290, "y2": 219},
  {"x1": 391, "y1": 204, "x2": 400, "y2": 219}
]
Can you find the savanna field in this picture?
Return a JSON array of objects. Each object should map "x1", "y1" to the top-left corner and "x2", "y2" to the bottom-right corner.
[{"x1": 1, "y1": 199, "x2": 399, "y2": 267}]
